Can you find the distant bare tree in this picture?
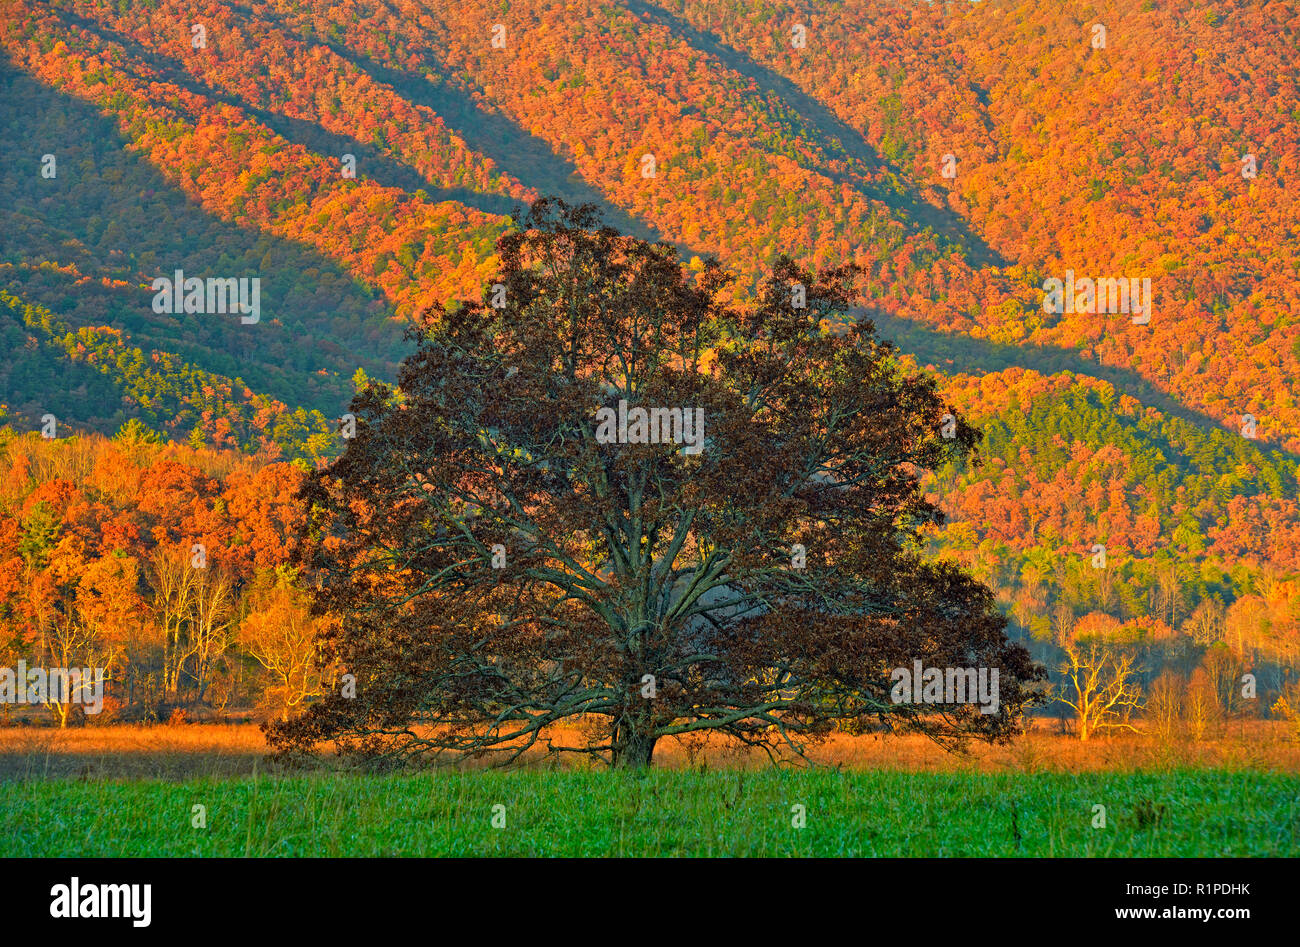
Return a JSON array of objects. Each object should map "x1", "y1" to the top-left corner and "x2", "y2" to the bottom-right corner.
[
  {"x1": 1202, "y1": 643, "x2": 1244, "y2": 716},
  {"x1": 1094, "y1": 560, "x2": 1117, "y2": 612},
  {"x1": 1050, "y1": 601, "x2": 1076, "y2": 646},
  {"x1": 146, "y1": 544, "x2": 200, "y2": 703},
  {"x1": 1182, "y1": 598, "x2": 1224, "y2": 647},
  {"x1": 190, "y1": 567, "x2": 236, "y2": 704},
  {"x1": 1057, "y1": 640, "x2": 1143, "y2": 741},
  {"x1": 1183, "y1": 667, "x2": 1221, "y2": 741},
  {"x1": 239, "y1": 570, "x2": 331, "y2": 722},
  {"x1": 1153, "y1": 560, "x2": 1183, "y2": 628},
  {"x1": 1146, "y1": 670, "x2": 1184, "y2": 742}
]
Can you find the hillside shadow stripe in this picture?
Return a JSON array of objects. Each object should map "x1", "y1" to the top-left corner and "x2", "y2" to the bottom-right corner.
[{"x1": 624, "y1": 0, "x2": 1005, "y2": 268}]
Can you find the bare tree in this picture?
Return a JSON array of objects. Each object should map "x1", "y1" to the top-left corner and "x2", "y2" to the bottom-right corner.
[
  {"x1": 1051, "y1": 601, "x2": 1076, "y2": 646},
  {"x1": 1146, "y1": 670, "x2": 1184, "y2": 743},
  {"x1": 1057, "y1": 640, "x2": 1143, "y2": 741},
  {"x1": 1182, "y1": 598, "x2": 1224, "y2": 648},
  {"x1": 1094, "y1": 560, "x2": 1117, "y2": 612},
  {"x1": 23, "y1": 556, "x2": 121, "y2": 727},
  {"x1": 190, "y1": 567, "x2": 236, "y2": 704},
  {"x1": 32, "y1": 614, "x2": 105, "y2": 728},
  {"x1": 239, "y1": 571, "x2": 330, "y2": 721},
  {"x1": 1200, "y1": 643, "x2": 1245, "y2": 717},
  {"x1": 146, "y1": 545, "x2": 200, "y2": 703},
  {"x1": 1183, "y1": 667, "x2": 1221, "y2": 741},
  {"x1": 1154, "y1": 560, "x2": 1182, "y2": 629}
]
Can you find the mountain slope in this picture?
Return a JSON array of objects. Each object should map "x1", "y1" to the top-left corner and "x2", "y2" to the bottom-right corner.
[{"x1": 2, "y1": 0, "x2": 1297, "y2": 653}]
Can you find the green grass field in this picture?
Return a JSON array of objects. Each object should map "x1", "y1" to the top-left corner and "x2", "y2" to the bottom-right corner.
[{"x1": 4, "y1": 769, "x2": 1298, "y2": 856}]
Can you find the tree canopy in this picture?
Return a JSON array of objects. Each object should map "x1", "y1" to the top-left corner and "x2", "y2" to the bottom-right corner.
[{"x1": 269, "y1": 200, "x2": 1042, "y2": 767}]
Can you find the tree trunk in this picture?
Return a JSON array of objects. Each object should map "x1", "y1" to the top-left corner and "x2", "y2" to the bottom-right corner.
[{"x1": 612, "y1": 717, "x2": 658, "y2": 768}]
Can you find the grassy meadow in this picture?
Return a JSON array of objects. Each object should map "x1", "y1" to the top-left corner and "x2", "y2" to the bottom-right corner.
[
  {"x1": 3, "y1": 768, "x2": 1297, "y2": 857},
  {"x1": 2, "y1": 722, "x2": 1298, "y2": 856}
]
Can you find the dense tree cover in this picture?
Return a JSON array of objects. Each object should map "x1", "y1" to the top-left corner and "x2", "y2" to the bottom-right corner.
[
  {"x1": 232, "y1": 0, "x2": 956, "y2": 282},
  {"x1": 1, "y1": 2, "x2": 509, "y2": 322},
  {"x1": 1, "y1": 0, "x2": 1297, "y2": 722},
  {"x1": 922, "y1": 365, "x2": 1300, "y2": 709},
  {"x1": 0, "y1": 55, "x2": 410, "y2": 381},
  {"x1": 1, "y1": 290, "x2": 338, "y2": 461},
  {"x1": 937, "y1": 368, "x2": 1298, "y2": 562},
  {"x1": 654, "y1": 0, "x2": 1300, "y2": 451},
  {"x1": 0, "y1": 423, "x2": 333, "y2": 722}
]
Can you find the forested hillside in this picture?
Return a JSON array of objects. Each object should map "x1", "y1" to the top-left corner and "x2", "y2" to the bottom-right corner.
[{"x1": 1, "y1": 0, "x2": 1297, "y2": 716}]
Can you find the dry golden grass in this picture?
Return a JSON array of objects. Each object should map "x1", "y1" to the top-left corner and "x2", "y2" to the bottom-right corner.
[
  {"x1": 2, "y1": 718, "x2": 1297, "y2": 780},
  {"x1": 0, "y1": 723, "x2": 268, "y2": 781}
]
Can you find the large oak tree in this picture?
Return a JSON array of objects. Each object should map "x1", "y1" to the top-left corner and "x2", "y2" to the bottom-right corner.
[{"x1": 268, "y1": 199, "x2": 1042, "y2": 767}]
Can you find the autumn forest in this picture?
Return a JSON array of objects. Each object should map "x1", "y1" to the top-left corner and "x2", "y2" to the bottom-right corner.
[{"x1": 0, "y1": 0, "x2": 1298, "y2": 747}]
